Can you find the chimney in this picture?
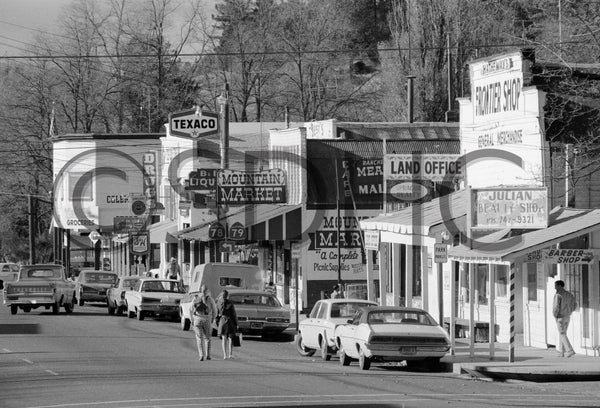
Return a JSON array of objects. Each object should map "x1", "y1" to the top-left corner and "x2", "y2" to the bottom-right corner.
[{"x1": 407, "y1": 76, "x2": 415, "y2": 123}]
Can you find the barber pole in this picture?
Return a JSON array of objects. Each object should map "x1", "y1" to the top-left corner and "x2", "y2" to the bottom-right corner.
[{"x1": 509, "y1": 263, "x2": 516, "y2": 362}]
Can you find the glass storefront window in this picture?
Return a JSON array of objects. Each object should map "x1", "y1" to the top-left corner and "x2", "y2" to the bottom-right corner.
[
  {"x1": 527, "y1": 263, "x2": 537, "y2": 302},
  {"x1": 496, "y1": 265, "x2": 508, "y2": 297}
]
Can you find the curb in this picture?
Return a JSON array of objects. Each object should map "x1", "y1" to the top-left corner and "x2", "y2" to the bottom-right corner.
[{"x1": 454, "y1": 363, "x2": 600, "y2": 382}]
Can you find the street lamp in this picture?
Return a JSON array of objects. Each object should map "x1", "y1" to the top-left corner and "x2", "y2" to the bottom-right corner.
[{"x1": 216, "y1": 85, "x2": 230, "y2": 262}]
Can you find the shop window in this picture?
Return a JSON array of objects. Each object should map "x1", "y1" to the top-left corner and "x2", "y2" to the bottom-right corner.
[
  {"x1": 527, "y1": 263, "x2": 537, "y2": 302},
  {"x1": 476, "y1": 264, "x2": 488, "y2": 305},
  {"x1": 412, "y1": 246, "x2": 422, "y2": 297},
  {"x1": 496, "y1": 265, "x2": 508, "y2": 297}
]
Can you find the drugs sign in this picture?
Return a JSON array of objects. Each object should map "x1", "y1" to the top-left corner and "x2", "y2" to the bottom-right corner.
[{"x1": 169, "y1": 109, "x2": 218, "y2": 139}]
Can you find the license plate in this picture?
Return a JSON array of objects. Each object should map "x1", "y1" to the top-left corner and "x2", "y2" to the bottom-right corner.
[
  {"x1": 400, "y1": 347, "x2": 416, "y2": 354},
  {"x1": 250, "y1": 322, "x2": 263, "y2": 329}
]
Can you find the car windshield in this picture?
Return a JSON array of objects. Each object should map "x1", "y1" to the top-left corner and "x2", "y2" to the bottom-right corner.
[
  {"x1": 367, "y1": 310, "x2": 436, "y2": 326},
  {"x1": 230, "y1": 294, "x2": 281, "y2": 307},
  {"x1": 331, "y1": 302, "x2": 374, "y2": 318},
  {"x1": 123, "y1": 279, "x2": 140, "y2": 290},
  {"x1": 23, "y1": 268, "x2": 63, "y2": 279},
  {"x1": 141, "y1": 280, "x2": 185, "y2": 293},
  {"x1": 82, "y1": 273, "x2": 118, "y2": 284}
]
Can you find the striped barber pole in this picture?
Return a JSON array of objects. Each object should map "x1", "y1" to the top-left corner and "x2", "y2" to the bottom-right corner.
[{"x1": 509, "y1": 263, "x2": 515, "y2": 363}]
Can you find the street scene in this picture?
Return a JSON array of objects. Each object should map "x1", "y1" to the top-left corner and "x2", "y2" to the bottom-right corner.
[{"x1": 2, "y1": 0, "x2": 600, "y2": 407}]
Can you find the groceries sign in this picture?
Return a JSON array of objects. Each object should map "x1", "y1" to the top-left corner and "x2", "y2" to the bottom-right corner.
[{"x1": 169, "y1": 108, "x2": 218, "y2": 139}]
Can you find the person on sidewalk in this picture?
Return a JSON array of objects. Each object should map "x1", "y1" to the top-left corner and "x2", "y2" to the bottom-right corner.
[
  {"x1": 216, "y1": 289, "x2": 238, "y2": 359},
  {"x1": 190, "y1": 284, "x2": 216, "y2": 361},
  {"x1": 553, "y1": 280, "x2": 577, "y2": 357}
]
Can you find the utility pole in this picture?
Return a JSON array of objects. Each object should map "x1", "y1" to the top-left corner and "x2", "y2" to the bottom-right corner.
[
  {"x1": 28, "y1": 195, "x2": 36, "y2": 265},
  {"x1": 217, "y1": 84, "x2": 230, "y2": 262}
]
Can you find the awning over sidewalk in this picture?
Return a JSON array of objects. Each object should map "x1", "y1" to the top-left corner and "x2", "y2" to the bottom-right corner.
[
  {"x1": 449, "y1": 207, "x2": 600, "y2": 263},
  {"x1": 176, "y1": 204, "x2": 302, "y2": 242},
  {"x1": 148, "y1": 220, "x2": 179, "y2": 244},
  {"x1": 359, "y1": 189, "x2": 467, "y2": 237}
]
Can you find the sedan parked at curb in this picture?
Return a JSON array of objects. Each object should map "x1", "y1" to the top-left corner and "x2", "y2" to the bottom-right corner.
[
  {"x1": 106, "y1": 275, "x2": 141, "y2": 315},
  {"x1": 334, "y1": 306, "x2": 450, "y2": 370},
  {"x1": 216, "y1": 289, "x2": 290, "y2": 337},
  {"x1": 295, "y1": 299, "x2": 377, "y2": 360},
  {"x1": 75, "y1": 270, "x2": 118, "y2": 306},
  {"x1": 125, "y1": 278, "x2": 186, "y2": 321}
]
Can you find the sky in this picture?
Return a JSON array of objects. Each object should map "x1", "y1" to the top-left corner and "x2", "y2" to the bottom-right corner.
[
  {"x1": 0, "y1": 0, "x2": 217, "y2": 58},
  {"x1": 0, "y1": 0, "x2": 73, "y2": 56}
]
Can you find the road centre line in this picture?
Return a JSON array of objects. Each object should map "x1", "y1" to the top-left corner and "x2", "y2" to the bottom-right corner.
[
  {"x1": 45, "y1": 369, "x2": 59, "y2": 376},
  {"x1": 21, "y1": 358, "x2": 33, "y2": 364},
  {"x1": 25, "y1": 392, "x2": 600, "y2": 408}
]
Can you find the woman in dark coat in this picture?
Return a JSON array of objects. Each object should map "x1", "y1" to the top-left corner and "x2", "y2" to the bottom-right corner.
[{"x1": 217, "y1": 289, "x2": 238, "y2": 359}]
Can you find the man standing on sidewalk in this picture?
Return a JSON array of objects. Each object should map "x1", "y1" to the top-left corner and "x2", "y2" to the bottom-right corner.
[{"x1": 553, "y1": 280, "x2": 577, "y2": 357}]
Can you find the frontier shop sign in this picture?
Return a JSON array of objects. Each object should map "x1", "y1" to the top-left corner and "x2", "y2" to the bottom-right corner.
[{"x1": 217, "y1": 169, "x2": 287, "y2": 204}]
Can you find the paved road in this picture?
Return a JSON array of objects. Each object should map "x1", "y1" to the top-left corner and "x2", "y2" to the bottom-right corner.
[{"x1": 1, "y1": 301, "x2": 600, "y2": 408}]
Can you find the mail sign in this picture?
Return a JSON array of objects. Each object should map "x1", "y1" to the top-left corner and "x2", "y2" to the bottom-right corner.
[{"x1": 169, "y1": 109, "x2": 219, "y2": 139}]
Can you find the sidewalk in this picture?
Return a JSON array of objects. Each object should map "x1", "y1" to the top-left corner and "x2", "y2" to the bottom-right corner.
[
  {"x1": 288, "y1": 313, "x2": 600, "y2": 382},
  {"x1": 442, "y1": 335, "x2": 600, "y2": 382}
]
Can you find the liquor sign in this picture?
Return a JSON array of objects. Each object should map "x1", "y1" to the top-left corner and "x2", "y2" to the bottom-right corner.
[
  {"x1": 113, "y1": 216, "x2": 146, "y2": 233},
  {"x1": 471, "y1": 187, "x2": 548, "y2": 229},
  {"x1": 169, "y1": 108, "x2": 219, "y2": 139},
  {"x1": 186, "y1": 169, "x2": 217, "y2": 193},
  {"x1": 525, "y1": 249, "x2": 598, "y2": 264},
  {"x1": 217, "y1": 168, "x2": 287, "y2": 204},
  {"x1": 384, "y1": 154, "x2": 463, "y2": 183},
  {"x1": 129, "y1": 231, "x2": 150, "y2": 255}
]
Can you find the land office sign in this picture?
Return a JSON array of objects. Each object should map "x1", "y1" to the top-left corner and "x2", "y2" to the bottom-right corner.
[
  {"x1": 217, "y1": 169, "x2": 287, "y2": 204},
  {"x1": 471, "y1": 187, "x2": 548, "y2": 229}
]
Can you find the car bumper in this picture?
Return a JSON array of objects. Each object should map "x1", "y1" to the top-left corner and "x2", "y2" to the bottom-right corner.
[
  {"x1": 365, "y1": 344, "x2": 450, "y2": 360},
  {"x1": 237, "y1": 320, "x2": 289, "y2": 334},
  {"x1": 4, "y1": 296, "x2": 56, "y2": 307},
  {"x1": 80, "y1": 293, "x2": 108, "y2": 302},
  {"x1": 139, "y1": 304, "x2": 179, "y2": 314}
]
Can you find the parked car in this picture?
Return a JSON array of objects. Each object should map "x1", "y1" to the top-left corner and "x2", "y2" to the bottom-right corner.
[
  {"x1": 125, "y1": 278, "x2": 186, "y2": 321},
  {"x1": 334, "y1": 306, "x2": 450, "y2": 370},
  {"x1": 296, "y1": 298, "x2": 377, "y2": 360},
  {"x1": 0, "y1": 262, "x2": 19, "y2": 289},
  {"x1": 3, "y1": 264, "x2": 76, "y2": 315},
  {"x1": 75, "y1": 270, "x2": 118, "y2": 306},
  {"x1": 106, "y1": 275, "x2": 141, "y2": 315},
  {"x1": 214, "y1": 289, "x2": 290, "y2": 337}
]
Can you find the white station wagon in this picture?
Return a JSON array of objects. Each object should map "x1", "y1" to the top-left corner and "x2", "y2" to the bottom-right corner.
[{"x1": 296, "y1": 298, "x2": 377, "y2": 360}]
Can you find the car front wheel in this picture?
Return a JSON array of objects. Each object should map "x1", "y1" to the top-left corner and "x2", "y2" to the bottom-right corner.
[
  {"x1": 180, "y1": 314, "x2": 190, "y2": 331},
  {"x1": 339, "y1": 347, "x2": 351, "y2": 366},
  {"x1": 320, "y1": 338, "x2": 331, "y2": 361},
  {"x1": 137, "y1": 309, "x2": 144, "y2": 320},
  {"x1": 51, "y1": 302, "x2": 59, "y2": 315},
  {"x1": 10, "y1": 305, "x2": 17, "y2": 315},
  {"x1": 295, "y1": 333, "x2": 316, "y2": 357}
]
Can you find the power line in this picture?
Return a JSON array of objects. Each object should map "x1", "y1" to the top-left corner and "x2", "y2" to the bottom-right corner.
[{"x1": 0, "y1": 40, "x2": 592, "y2": 61}]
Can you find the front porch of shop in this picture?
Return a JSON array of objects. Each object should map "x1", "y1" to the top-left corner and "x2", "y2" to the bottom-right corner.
[{"x1": 445, "y1": 334, "x2": 600, "y2": 382}]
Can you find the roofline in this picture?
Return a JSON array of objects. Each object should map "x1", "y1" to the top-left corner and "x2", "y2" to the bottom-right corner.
[{"x1": 52, "y1": 133, "x2": 165, "y2": 142}]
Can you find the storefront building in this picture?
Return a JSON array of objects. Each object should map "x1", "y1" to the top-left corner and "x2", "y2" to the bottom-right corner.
[{"x1": 359, "y1": 49, "x2": 600, "y2": 359}]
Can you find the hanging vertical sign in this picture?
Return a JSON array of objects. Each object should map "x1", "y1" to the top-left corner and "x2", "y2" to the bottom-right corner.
[{"x1": 143, "y1": 151, "x2": 157, "y2": 209}]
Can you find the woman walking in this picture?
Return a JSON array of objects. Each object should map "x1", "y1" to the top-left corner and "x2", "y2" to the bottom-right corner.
[{"x1": 216, "y1": 289, "x2": 238, "y2": 359}]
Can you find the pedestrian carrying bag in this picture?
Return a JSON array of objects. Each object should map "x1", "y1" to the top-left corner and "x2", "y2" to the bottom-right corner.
[{"x1": 232, "y1": 332, "x2": 242, "y2": 347}]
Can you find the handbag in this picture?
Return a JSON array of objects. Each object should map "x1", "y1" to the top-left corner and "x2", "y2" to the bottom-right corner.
[{"x1": 232, "y1": 332, "x2": 242, "y2": 347}]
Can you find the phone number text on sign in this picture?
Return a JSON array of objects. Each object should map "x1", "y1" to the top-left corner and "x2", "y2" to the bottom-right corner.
[{"x1": 471, "y1": 187, "x2": 548, "y2": 229}]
